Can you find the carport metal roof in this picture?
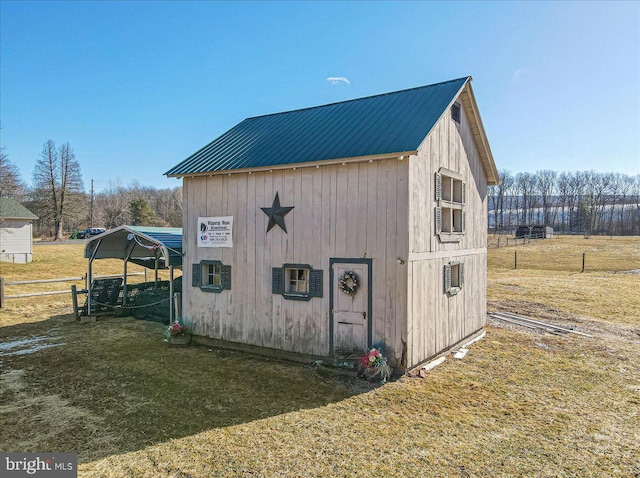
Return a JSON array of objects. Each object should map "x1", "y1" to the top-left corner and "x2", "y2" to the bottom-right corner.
[{"x1": 84, "y1": 226, "x2": 183, "y2": 269}]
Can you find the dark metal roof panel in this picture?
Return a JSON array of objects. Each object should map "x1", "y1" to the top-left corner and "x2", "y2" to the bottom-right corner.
[
  {"x1": 84, "y1": 226, "x2": 183, "y2": 268},
  {"x1": 166, "y1": 77, "x2": 469, "y2": 176}
]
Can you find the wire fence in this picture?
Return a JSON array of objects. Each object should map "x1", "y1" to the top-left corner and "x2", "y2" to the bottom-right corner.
[
  {"x1": 488, "y1": 248, "x2": 640, "y2": 273},
  {"x1": 0, "y1": 272, "x2": 147, "y2": 308}
]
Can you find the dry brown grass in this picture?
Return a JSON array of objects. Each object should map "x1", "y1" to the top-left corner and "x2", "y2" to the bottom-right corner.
[
  {"x1": 487, "y1": 235, "x2": 640, "y2": 327},
  {"x1": 1, "y1": 238, "x2": 639, "y2": 477},
  {"x1": 488, "y1": 234, "x2": 640, "y2": 272}
]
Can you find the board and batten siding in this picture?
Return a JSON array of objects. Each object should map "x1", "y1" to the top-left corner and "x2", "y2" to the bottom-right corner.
[
  {"x1": 183, "y1": 158, "x2": 410, "y2": 364},
  {"x1": 406, "y1": 85, "x2": 489, "y2": 368},
  {"x1": 0, "y1": 220, "x2": 34, "y2": 263}
]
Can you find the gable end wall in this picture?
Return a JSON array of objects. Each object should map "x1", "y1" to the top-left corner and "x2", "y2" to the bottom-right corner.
[{"x1": 406, "y1": 88, "x2": 489, "y2": 368}]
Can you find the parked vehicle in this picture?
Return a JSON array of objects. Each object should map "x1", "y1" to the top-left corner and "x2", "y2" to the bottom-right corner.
[{"x1": 70, "y1": 227, "x2": 106, "y2": 239}]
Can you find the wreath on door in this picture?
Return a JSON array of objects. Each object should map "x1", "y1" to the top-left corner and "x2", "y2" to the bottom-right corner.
[{"x1": 339, "y1": 271, "x2": 360, "y2": 297}]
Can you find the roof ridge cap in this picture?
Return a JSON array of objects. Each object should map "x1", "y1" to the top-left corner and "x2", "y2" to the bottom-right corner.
[{"x1": 246, "y1": 76, "x2": 470, "y2": 120}]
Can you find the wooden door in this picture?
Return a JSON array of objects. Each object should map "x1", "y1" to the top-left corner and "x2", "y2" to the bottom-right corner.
[{"x1": 332, "y1": 262, "x2": 369, "y2": 355}]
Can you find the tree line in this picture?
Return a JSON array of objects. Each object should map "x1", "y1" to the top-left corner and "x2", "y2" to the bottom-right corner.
[
  {"x1": 2, "y1": 140, "x2": 639, "y2": 239},
  {"x1": 0, "y1": 140, "x2": 182, "y2": 239},
  {"x1": 488, "y1": 170, "x2": 640, "y2": 236}
]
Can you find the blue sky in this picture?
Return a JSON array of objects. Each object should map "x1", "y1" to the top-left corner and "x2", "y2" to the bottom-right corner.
[{"x1": 1, "y1": 1, "x2": 638, "y2": 191}]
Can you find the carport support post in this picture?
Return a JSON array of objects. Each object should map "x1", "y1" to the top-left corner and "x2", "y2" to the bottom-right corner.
[
  {"x1": 123, "y1": 260, "x2": 128, "y2": 306},
  {"x1": 86, "y1": 238, "x2": 102, "y2": 316},
  {"x1": 87, "y1": 260, "x2": 93, "y2": 315},
  {"x1": 154, "y1": 253, "x2": 159, "y2": 286},
  {"x1": 169, "y1": 265, "x2": 174, "y2": 323}
]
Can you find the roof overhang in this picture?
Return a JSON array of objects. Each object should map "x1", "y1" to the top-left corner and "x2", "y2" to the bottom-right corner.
[
  {"x1": 458, "y1": 80, "x2": 500, "y2": 185},
  {"x1": 84, "y1": 226, "x2": 183, "y2": 269},
  {"x1": 167, "y1": 150, "x2": 417, "y2": 179},
  {"x1": 0, "y1": 216, "x2": 38, "y2": 221}
]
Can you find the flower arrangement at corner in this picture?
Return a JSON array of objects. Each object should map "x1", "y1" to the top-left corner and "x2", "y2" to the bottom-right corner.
[
  {"x1": 358, "y1": 347, "x2": 392, "y2": 383},
  {"x1": 165, "y1": 321, "x2": 191, "y2": 346},
  {"x1": 168, "y1": 321, "x2": 188, "y2": 336}
]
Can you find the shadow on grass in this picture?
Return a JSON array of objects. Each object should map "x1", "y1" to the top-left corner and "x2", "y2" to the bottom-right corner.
[{"x1": 0, "y1": 315, "x2": 368, "y2": 463}]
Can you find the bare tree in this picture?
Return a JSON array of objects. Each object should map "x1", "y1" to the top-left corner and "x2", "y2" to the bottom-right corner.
[
  {"x1": 31, "y1": 140, "x2": 85, "y2": 240},
  {"x1": 535, "y1": 170, "x2": 558, "y2": 225},
  {"x1": 0, "y1": 146, "x2": 27, "y2": 200},
  {"x1": 94, "y1": 180, "x2": 130, "y2": 229},
  {"x1": 556, "y1": 172, "x2": 571, "y2": 232},
  {"x1": 617, "y1": 174, "x2": 635, "y2": 234},
  {"x1": 516, "y1": 172, "x2": 536, "y2": 224}
]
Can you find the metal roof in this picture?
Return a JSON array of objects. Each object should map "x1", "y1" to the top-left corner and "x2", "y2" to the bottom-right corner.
[
  {"x1": 0, "y1": 198, "x2": 38, "y2": 220},
  {"x1": 166, "y1": 77, "x2": 470, "y2": 176},
  {"x1": 84, "y1": 225, "x2": 183, "y2": 269}
]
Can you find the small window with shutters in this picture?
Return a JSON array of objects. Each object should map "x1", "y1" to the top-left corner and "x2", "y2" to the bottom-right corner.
[
  {"x1": 444, "y1": 261, "x2": 464, "y2": 296},
  {"x1": 192, "y1": 260, "x2": 231, "y2": 293},
  {"x1": 435, "y1": 168, "x2": 466, "y2": 242},
  {"x1": 272, "y1": 263, "x2": 323, "y2": 301}
]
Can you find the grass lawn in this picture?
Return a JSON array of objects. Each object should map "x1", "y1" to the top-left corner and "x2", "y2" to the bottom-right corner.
[{"x1": 1, "y1": 236, "x2": 639, "y2": 477}]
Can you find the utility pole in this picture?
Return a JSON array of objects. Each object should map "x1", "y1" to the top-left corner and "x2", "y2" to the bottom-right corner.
[{"x1": 90, "y1": 179, "x2": 94, "y2": 227}]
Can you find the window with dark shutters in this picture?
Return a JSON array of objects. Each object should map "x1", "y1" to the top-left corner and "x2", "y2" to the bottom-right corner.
[
  {"x1": 309, "y1": 269, "x2": 323, "y2": 298},
  {"x1": 272, "y1": 264, "x2": 323, "y2": 301},
  {"x1": 193, "y1": 260, "x2": 231, "y2": 293},
  {"x1": 192, "y1": 263, "x2": 202, "y2": 287},
  {"x1": 272, "y1": 267, "x2": 284, "y2": 294},
  {"x1": 221, "y1": 265, "x2": 232, "y2": 290}
]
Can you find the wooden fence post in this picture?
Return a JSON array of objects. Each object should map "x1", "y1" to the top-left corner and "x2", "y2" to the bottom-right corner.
[
  {"x1": 71, "y1": 285, "x2": 80, "y2": 320},
  {"x1": 0, "y1": 277, "x2": 4, "y2": 309},
  {"x1": 582, "y1": 252, "x2": 585, "y2": 273},
  {"x1": 514, "y1": 250, "x2": 518, "y2": 270}
]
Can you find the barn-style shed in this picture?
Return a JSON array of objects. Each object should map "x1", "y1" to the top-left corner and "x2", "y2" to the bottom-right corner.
[
  {"x1": 166, "y1": 76, "x2": 499, "y2": 370},
  {"x1": 0, "y1": 198, "x2": 38, "y2": 264}
]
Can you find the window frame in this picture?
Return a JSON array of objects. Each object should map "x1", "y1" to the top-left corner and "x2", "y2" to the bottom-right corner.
[
  {"x1": 285, "y1": 266, "x2": 310, "y2": 296},
  {"x1": 272, "y1": 263, "x2": 323, "y2": 301},
  {"x1": 204, "y1": 262, "x2": 223, "y2": 290},
  {"x1": 192, "y1": 260, "x2": 231, "y2": 293},
  {"x1": 451, "y1": 102, "x2": 461, "y2": 123},
  {"x1": 444, "y1": 261, "x2": 464, "y2": 296},
  {"x1": 435, "y1": 168, "x2": 466, "y2": 242}
]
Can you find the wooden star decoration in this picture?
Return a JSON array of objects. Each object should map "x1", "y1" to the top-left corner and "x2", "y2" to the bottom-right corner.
[{"x1": 261, "y1": 192, "x2": 294, "y2": 233}]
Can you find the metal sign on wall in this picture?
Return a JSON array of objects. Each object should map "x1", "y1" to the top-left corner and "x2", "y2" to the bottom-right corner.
[{"x1": 197, "y1": 216, "x2": 233, "y2": 248}]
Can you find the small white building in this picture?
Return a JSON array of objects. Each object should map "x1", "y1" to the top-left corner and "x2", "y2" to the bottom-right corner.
[
  {"x1": 0, "y1": 198, "x2": 38, "y2": 264},
  {"x1": 166, "y1": 77, "x2": 499, "y2": 370}
]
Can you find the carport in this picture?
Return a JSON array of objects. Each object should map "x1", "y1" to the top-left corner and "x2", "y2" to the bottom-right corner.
[{"x1": 84, "y1": 226, "x2": 183, "y2": 321}]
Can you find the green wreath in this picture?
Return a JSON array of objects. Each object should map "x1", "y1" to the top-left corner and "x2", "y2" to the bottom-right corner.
[{"x1": 339, "y1": 271, "x2": 360, "y2": 297}]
